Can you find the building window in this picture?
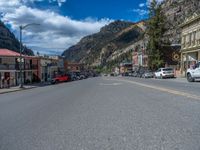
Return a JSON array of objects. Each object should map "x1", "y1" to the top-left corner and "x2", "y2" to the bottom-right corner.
[
  {"x1": 193, "y1": 31, "x2": 196, "y2": 46},
  {"x1": 197, "y1": 29, "x2": 200, "y2": 45},
  {"x1": 0, "y1": 58, "x2": 2, "y2": 64},
  {"x1": 191, "y1": 32, "x2": 194, "y2": 46},
  {"x1": 28, "y1": 72, "x2": 32, "y2": 76},
  {"x1": 186, "y1": 34, "x2": 189, "y2": 47},
  {"x1": 188, "y1": 33, "x2": 192, "y2": 47},
  {"x1": 182, "y1": 35, "x2": 186, "y2": 48}
]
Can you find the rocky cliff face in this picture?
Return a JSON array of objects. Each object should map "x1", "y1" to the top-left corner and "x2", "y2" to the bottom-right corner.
[
  {"x1": 62, "y1": 20, "x2": 145, "y2": 66},
  {"x1": 62, "y1": 0, "x2": 199, "y2": 66},
  {"x1": 0, "y1": 21, "x2": 34, "y2": 55},
  {"x1": 162, "y1": 0, "x2": 200, "y2": 44}
]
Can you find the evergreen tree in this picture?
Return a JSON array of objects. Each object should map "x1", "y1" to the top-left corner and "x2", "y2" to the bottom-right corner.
[{"x1": 147, "y1": 0, "x2": 167, "y2": 70}]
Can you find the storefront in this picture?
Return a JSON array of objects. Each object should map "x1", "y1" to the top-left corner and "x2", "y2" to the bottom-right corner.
[
  {"x1": 181, "y1": 50, "x2": 200, "y2": 74},
  {"x1": 180, "y1": 13, "x2": 200, "y2": 76},
  {"x1": 0, "y1": 71, "x2": 16, "y2": 88}
]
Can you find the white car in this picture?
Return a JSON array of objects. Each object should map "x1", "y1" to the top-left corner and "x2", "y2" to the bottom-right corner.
[
  {"x1": 186, "y1": 61, "x2": 200, "y2": 82},
  {"x1": 154, "y1": 67, "x2": 175, "y2": 79}
]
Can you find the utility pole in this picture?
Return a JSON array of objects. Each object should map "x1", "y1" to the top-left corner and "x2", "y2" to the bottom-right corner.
[{"x1": 19, "y1": 23, "x2": 40, "y2": 88}]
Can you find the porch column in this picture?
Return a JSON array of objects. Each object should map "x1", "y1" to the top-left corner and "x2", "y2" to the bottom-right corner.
[{"x1": 180, "y1": 52, "x2": 184, "y2": 75}]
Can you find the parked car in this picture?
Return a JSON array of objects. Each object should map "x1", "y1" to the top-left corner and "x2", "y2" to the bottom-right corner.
[
  {"x1": 68, "y1": 72, "x2": 77, "y2": 81},
  {"x1": 186, "y1": 61, "x2": 200, "y2": 82},
  {"x1": 102, "y1": 74, "x2": 108, "y2": 77},
  {"x1": 133, "y1": 67, "x2": 146, "y2": 78},
  {"x1": 128, "y1": 72, "x2": 133, "y2": 76},
  {"x1": 132, "y1": 71, "x2": 138, "y2": 77},
  {"x1": 136, "y1": 69, "x2": 145, "y2": 78},
  {"x1": 79, "y1": 74, "x2": 86, "y2": 80},
  {"x1": 110, "y1": 73, "x2": 115, "y2": 76},
  {"x1": 51, "y1": 74, "x2": 70, "y2": 84},
  {"x1": 154, "y1": 67, "x2": 175, "y2": 79},
  {"x1": 142, "y1": 70, "x2": 154, "y2": 78},
  {"x1": 121, "y1": 72, "x2": 129, "y2": 76},
  {"x1": 72, "y1": 72, "x2": 81, "y2": 80}
]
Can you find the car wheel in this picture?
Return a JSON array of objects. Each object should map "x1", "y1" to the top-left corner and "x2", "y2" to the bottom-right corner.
[{"x1": 187, "y1": 73, "x2": 194, "y2": 82}]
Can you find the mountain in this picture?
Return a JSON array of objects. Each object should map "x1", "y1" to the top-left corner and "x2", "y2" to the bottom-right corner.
[
  {"x1": 62, "y1": 0, "x2": 200, "y2": 67},
  {"x1": 161, "y1": 0, "x2": 200, "y2": 44},
  {"x1": 62, "y1": 20, "x2": 145, "y2": 66},
  {"x1": 0, "y1": 21, "x2": 34, "y2": 55}
]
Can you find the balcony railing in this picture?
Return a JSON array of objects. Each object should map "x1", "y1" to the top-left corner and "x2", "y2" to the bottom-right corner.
[
  {"x1": 0, "y1": 64, "x2": 38, "y2": 70},
  {"x1": 0, "y1": 64, "x2": 16, "y2": 70},
  {"x1": 24, "y1": 64, "x2": 38, "y2": 70}
]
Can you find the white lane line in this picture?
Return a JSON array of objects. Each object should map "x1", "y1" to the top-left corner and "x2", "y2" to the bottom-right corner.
[
  {"x1": 99, "y1": 83, "x2": 122, "y2": 86},
  {"x1": 105, "y1": 78, "x2": 200, "y2": 100}
]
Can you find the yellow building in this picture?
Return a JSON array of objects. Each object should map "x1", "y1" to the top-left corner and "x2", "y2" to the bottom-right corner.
[{"x1": 180, "y1": 13, "x2": 200, "y2": 76}]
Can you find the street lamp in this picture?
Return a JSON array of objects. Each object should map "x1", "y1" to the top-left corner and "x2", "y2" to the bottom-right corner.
[{"x1": 19, "y1": 23, "x2": 40, "y2": 88}]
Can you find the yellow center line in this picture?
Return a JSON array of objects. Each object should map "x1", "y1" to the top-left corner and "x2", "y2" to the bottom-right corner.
[{"x1": 105, "y1": 77, "x2": 200, "y2": 100}]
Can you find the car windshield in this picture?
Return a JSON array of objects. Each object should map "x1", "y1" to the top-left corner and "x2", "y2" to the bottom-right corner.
[{"x1": 163, "y1": 68, "x2": 173, "y2": 71}]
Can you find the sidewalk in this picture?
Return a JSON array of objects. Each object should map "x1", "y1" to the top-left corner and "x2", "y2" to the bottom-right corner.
[{"x1": 0, "y1": 82, "x2": 51, "y2": 94}]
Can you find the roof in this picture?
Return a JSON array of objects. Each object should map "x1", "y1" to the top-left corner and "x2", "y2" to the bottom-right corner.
[
  {"x1": 179, "y1": 13, "x2": 200, "y2": 28},
  {"x1": 0, "y1": 49, "x2": 21, "y2": 57}
]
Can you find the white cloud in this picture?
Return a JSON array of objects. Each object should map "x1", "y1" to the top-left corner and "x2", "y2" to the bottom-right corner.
[
  {"x1": 146, "y1": 0, "x2": 164, "y2": 6},
  {"x1": 131, "y1": 0, "x2": 164, "y2": 17},
  {"x1": 57, "y1": 0, "x2": 67, "y2": 7},
  {"x1": 139, "y1": 3, "x2": 145, "y2": 8},
  {"x1": 22, "y1": 0, "x2": 67, "y2": 7},
  {"x1": 0, "y1": 0, "x2": 111, "y2": 54},
  {"x1": 48, "y1": 0, "x2": 67, "y2": 7},
  {"x1": 131, "y1": 9, "x2": 148, "y2": 16}
]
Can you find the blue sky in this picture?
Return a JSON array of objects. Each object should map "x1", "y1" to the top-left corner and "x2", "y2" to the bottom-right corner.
[
  {"x1": 0, "y1": 0, "x2": 154, "y2": 55},
  {"x1": 32, "y1": 0, "x2": 149, "y2": 21},
  {"x1": 61, "y1": 0, "x2": 148, "y2": 21}
]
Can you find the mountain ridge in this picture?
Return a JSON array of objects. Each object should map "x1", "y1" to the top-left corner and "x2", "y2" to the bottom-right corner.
[
  {"x1": 0, "y1": 21, "x2": 34, "y2": 56},
  {"x1": 62, "y1": 20, "x2": 144, "y2": 66},
  {"x1": 62, "y1": 0, "x2": 200, "y2": 67}
]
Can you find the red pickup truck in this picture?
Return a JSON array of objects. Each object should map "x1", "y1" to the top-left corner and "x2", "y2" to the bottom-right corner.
[{"x1": 51, "y1": 74, "x2": 70, "y2": 84}]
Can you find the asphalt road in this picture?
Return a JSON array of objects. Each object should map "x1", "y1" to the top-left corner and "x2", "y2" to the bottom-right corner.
[{"x1": 0, "y1": 77, "x2": 200, "y2": 150}]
